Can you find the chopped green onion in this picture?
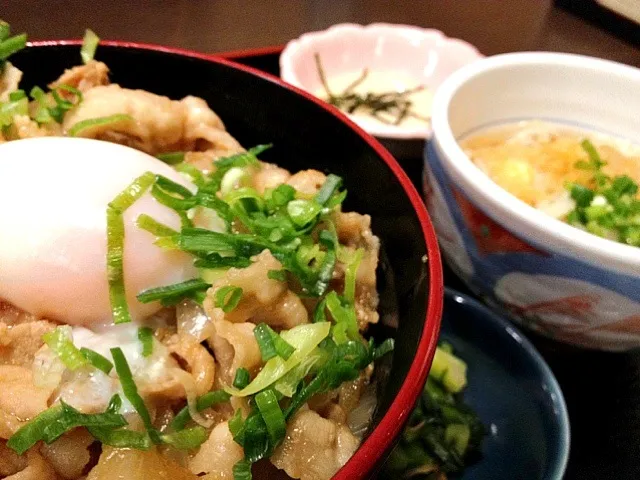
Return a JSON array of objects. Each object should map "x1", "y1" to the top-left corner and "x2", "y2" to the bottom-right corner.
[
  {"x1": 267, "y1": 184, "x2": 296, "y2": 210},
  {"x1": 0, "y1": 93, "x2": 28, "y2": 127},
  {"x1": 42, "y1": 400, "x2": 127, "y2": 444},
  {"x1": 228, "y1": 408, "x2": 245, "y2": 442},
  {"x1": 137, "y1": 278, "x2": 210, "y2": 304},
  {"x1": 242, "y1": 413, "x2": 269, "y2": 463},
  {"x1": 214, "y1": 286, "x2": 243, "y2": 313},
  {"x1": 138, "y1": 327, "x2": 154, "y2": 357},
  {"x1": 287, "y1": 199, "x2": 323, "y2": 227},
  {"x1": 228, "y1": 322, "x2": 331, "y2": 397},
  {"x1": 136, "y1": 213, "x2": 179, "y2": 237},
  {"x1": 8, "y1": 90, "x2": 25, "y2": 101},
  {"x1": 29, "y1": 86, "x2": 54, "y2": 124},
  {"x1": 267, "y1": 269, "x2": 287, "y2": 282},
  {"x1": 80, "y1": 347, "x2": 114, "y2": 374},
  {"x1": 253, "y1": 323, "x2": 278, "y2": 362},
  {"x1": 81, "y1": 29, "x2": 100, "y2": 64},
  {"x1": 214, "y1": 144, "x2": 272, "y2": 170},
  {"x1": 315, "y1": 174, "x2": 343, "y2": 205},
  {"x1": 254, "y1": 389, "x2": 286, "y2": 446},
  {"x1": 107, "y1": 172, "x2": 156, "y2": 324},
  {"x1": 151, "y1": 178, "x2": 197, "y2": 211},
  {"x1": 373, "y1": 338, "x2": 395, "y2": 360},
  {"x1": 0, "y1": 22, "x2": 9, "y2": 42},
  {"x1": 171, "y1": 390, "x2": 231, "y2": 431},
  {"x1": 253, "y1": 323, "x2": 295, "y2": 362},
  {"x1": 221, "y1": 167, "x2": 249, "y2": 195},
  {"x1": 0, "y1": 33, "x2": 26, "y2": 61},
  {"x1": 174, "y1": 162, "x2": 206, "y2": 188},
  {"x1": 42, "y1": 326, "x2": 87, "y2": 370},
  {"x1": 7, "y1": 405, "x2": 64, "y2": 455},
  {"x1": 49, "y1": 84, "x2": 83, "y2": 123},
  {"x1": 67, "y1": 113, "x2": 133, "y2": 136},
  {"x1": 89, "y1": 427, "x2": 152, "y2": 450},
  {"x1": 193, "y1": 253, "x2": 252, "y2": 269},
  {"x1": 232, "y1": 459, "x2": 253, "y2": 480},
  {"x1": 313, "y1": 298, "x2": 327, "y2": 323},
  {"x1": 233, "y1": 368, "x2": 251, "y2": 389},
  {"x1": 110, "y1": 347, "x2": 160, "y2": 443},
  {"x1": 343, "y1": 248, "x2": 364, "y2": 303},
  {"x1": 156, "y1": 151, "x2": 185, "y2": 164},
  {"x1": 325, "y1": 291, "x2": 359, "y2": 344},
  {"x1": 161, "y1": 426, "x2": 207, "y2": 450}
]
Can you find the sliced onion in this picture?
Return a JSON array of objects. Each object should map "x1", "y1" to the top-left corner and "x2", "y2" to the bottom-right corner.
[
  {"x1": 347, "y1": 384, "x2": 377, "y2": 439},
  {"x1": 32, "y1": 345, "x2": 65, "y2": 390},
  {"x1": 172, "y1": 368, "x2": 213, "y2": 428},
  {"x1": 176, "y1": 299, "x2": 215, "y2": 343}
]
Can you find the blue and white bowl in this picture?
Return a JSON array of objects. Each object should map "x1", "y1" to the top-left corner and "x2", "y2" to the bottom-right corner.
[{"x1": 425, "y1": 52, "x2": 640, "y2": 351}]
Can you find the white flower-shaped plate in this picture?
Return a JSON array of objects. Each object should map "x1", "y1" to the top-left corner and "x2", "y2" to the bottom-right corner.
[{"x1": 280, "y1": 23, "x2": 483, "y2": 140}]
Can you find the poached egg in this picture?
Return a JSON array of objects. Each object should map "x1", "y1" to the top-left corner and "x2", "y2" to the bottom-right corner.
[{"x1": 0, "y1": 137, "x2": 197, "y2": 326}]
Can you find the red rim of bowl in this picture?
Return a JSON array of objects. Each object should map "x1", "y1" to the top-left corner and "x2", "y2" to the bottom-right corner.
[{"x1": 29, "y1": 39, "x2": 445, "y2": 478}]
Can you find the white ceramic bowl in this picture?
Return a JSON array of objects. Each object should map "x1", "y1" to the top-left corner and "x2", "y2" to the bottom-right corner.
[
  {"x1": 424, "y1": 52, "x2": 640, "y2": 351},
  {"x1": 280, "y1": 23, "x2": 482, "y2": 141}
]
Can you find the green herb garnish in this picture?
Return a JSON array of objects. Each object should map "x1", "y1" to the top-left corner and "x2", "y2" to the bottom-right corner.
[
  {"x1": 80, "y1": 29, "x2": 99, "y2": 64},
  {"x1": 67, "y1": 113, "x2": 133, "y2": 136},
  {"x1": 80, "y1": 347, "x2": 114, "y2": 374},
  {"x1": 314, "y1": 53, "x2": 429, "y2": 126},
  {"x1": 106, "y1": 172, "x2": 156, "y2": 324},
  {"x1": 565, "y1": 140, "x2": 640, "y2": 247}
]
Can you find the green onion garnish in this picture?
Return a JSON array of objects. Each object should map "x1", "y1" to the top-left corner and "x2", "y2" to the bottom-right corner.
[
  {"x1": 0, "y1": 22, "x2": 9, "y2": 42},
  {"x1": 6, "y1": 405, "x2": 64, "y2": 455},
  {"x1": 110, "y1": 347, "x2": 160, "y2": 444},
  {"x1": 0, "y1": 92, "x2": 28, "y2": 127},
  {"x1": 156, "y1": 151, "x2": 185, "y2": 165},
  {"x1": 29, "y1": 86, "x2": 54, "y2": 124},
  {"x1": 232, "y1": 459, "x2": 253, "y2": 480},
  {"x1": 233, "y1": 368, "x2": 251, "y2": 389},
  {"x1": 171, "y1": 390, "x2": 231, "y2": 431},
  {"x1": 49, "y1": 84, "x2": 83, "y2": 123},
  {"x1": 106, "y1": 172, "x2": 156, "y2": 324},
  {"x1": 136, "y1": 213, "x2": 179, "y2": 237},
  {"x1": 343, "y1": 248, "x2": 364, "y2": 303},
  {"x1": 42, "y1": 326, "x2": 87, "y2": 370},
  {"x1": 67, "y1": 113, "x2": 133, "y2": 137},
  {"x1": 0, "y1": 32, "x2": 26, "y2": 61},
  {"x1": 254, "y1": 389, "x2": 286, "y2": 445},
  {"x1": 267, "y1": 269, "x2": 287, "y2": 282},
  {"x1": 80, "y1": 347, "x2": 114, "y2": 374},
  {"x1": 137, "y1": 278, "x2": 210, "y2": 304},
  {"x1": 373, "y1": 338, "x2": 395, "y2": 360},
  {"x1": 286, "y1": 199, "x2": 323, "y2": 227},
  {"x1": 160, "y1": 426, "x2": 207, "y2": 450},
  {"x1": 253, "y1": 323, "x2": 278, "y2": 361},
  {"x1": 42, "y1": 400, "x2": 127, "y2": 444},
  {"x1": 80, "y1": 29, "x2": 99, "y2": 64},
  {"x1": 242, "y1": 413, "x2": 269, "y2": 463},
  {"x1": 89, "y1": 428, "x2": 152, "y2": 450},
  {"x1": 214, "y1": 285, "x2": 243, "y2": 313},
  {"x1": 315, "y1": 174, "x2": 343, "y2": 206},
  {"x1": 138, "y1": 327, "x2": 154, "y2": 357}
]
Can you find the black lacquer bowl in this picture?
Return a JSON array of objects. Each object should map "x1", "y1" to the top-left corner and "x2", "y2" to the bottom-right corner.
[{"x1": 12, "y1": 41, "x2": 444, "y2": 478}]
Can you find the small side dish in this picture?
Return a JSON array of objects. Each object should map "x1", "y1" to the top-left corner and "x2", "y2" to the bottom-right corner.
[
  {"x1": 384, "y1": 344, "x2": 484, "y2": 479},
  {"x1": 280, "y1": 23, "x2": 482, "y2": 140},
  {"x1": 462, "y1": 121, "x2": 640, "y2": 247}
]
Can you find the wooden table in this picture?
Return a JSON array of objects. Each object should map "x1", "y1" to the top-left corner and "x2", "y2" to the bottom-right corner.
[{"x1": 4, "y1": 1, "x2": 640, "y2": 479}]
